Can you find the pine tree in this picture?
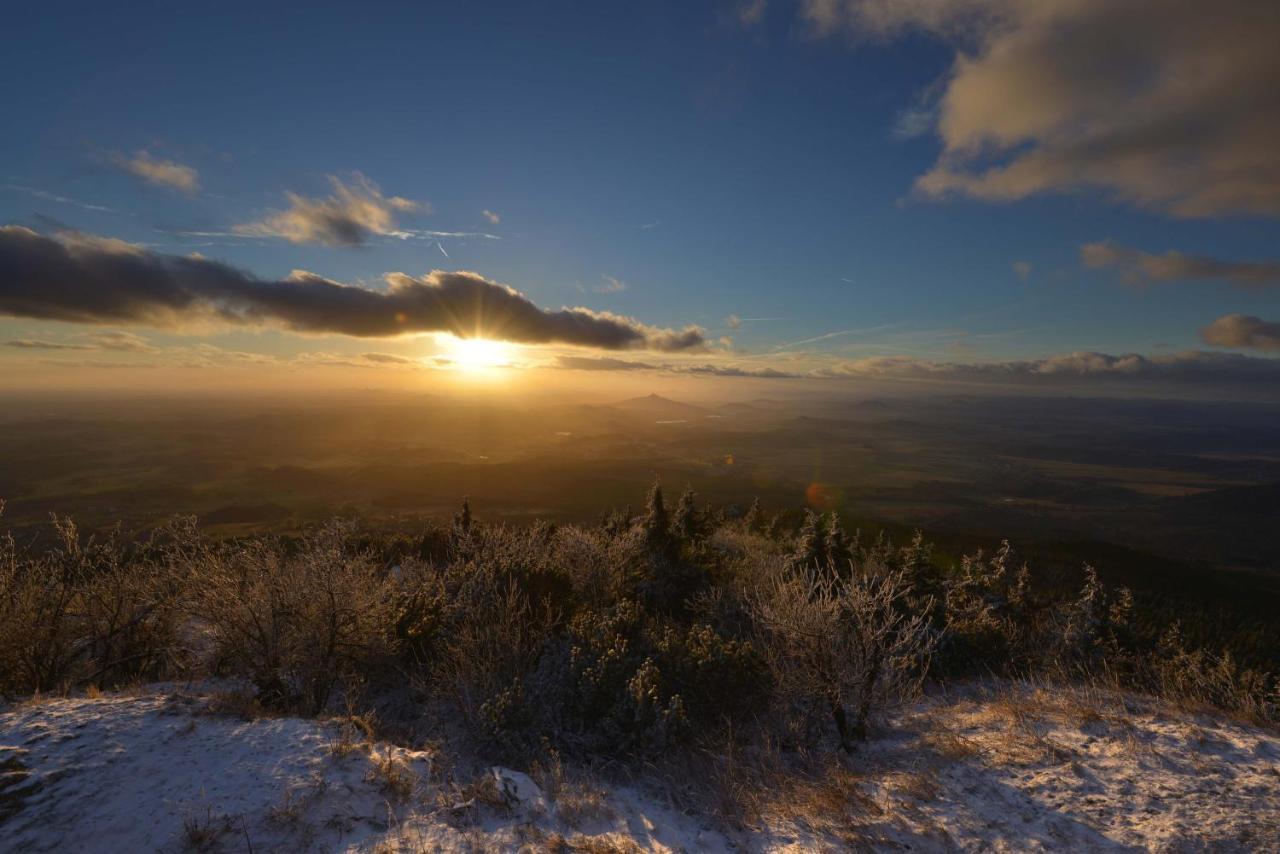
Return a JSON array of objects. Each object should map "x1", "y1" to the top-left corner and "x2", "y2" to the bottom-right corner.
[
  {"x1": 643, "y1": 481, "x2": 667, "y2": 546},
  {"x1": 788, "y1": 509, "x2": 824, "y2": 571},
  {"x1": 671, "y1": 484, "x2": 700, "y2": 542},
  {"x1": 824, "y1": 511, "x2": 851, "y2": 571},
  {"x1": 453, "y1": 496, "x2": 473, "y2": 535}
]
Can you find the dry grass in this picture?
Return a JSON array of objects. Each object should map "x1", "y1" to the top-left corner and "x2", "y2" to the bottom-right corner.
[
  {"x1": 199, "y1": 688, "x2": 267, "y2": 721},
  {"x1": 886, "y1": 768, "x2": 942, "y2": 803},
  {"x1": 918, "y1": 716, "x2": 982, "y2": 763},
  {"x1": 265, "y1": 781, "x2": 316, "y2": 828},
  {"x1": 434, "y1": 767, "x2": 511, "y2": 826},
  {"x1": 366, "y1": 750, "x2": 418, "y2": 803},
  {"x1": 682, "y1": 741, "x2": 879, "y2": 846},
  {"x1": 540, "y1": 832, "x2": 645, "y2": 853},
  {"x1": 329, "y1": 710, "x2": 378, "y2": 759},
  {"x1": 530, "y1": 755, "x2": 616, "y2": 828},
  {"x1": 179, "y1": 805, "x2": 234, "y2": 852}
]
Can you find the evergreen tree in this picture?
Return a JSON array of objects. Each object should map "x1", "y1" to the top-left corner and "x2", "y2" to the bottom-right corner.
[
  {"x1": 743, "y1": 498, "x2": 763, "y2": 533},
  {"x1": 824, "y1": 511, "x2": 851, "y2": 571},
  {"x1": 453, "y1": 496, "x2": 473, "y2": 535},
  {"x1": 788, "y1": 509, "x2": 825, "y2": 571},
  {"x1": 643, "y1": 481, "x2": 668, "y2": 546},
  {"x1": 671, "y1": 484, "x2": 701, "y2": 542}
]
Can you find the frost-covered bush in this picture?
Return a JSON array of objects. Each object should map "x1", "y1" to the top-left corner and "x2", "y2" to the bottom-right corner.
[
  {"x1": 193, "y1": 519, "x2": 398, "y2": 714},
  {"x1": 0, "y1": 507, "x2": 184, "y2": 696},
  {"x1": 748, "y1": 562, "x2": 935, "y2": 749}
]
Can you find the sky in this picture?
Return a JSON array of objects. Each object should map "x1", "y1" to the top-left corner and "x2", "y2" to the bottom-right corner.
[{"x1": 2, "y1": 0, "x2": 1279, "y2": 399}]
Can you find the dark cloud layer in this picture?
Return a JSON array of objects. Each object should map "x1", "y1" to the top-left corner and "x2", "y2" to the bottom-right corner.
[
  {"x1": 0, "y1": 227, "x2": 707, "y2": 351},
  {"x1": 1201, "y1": 315, "x2": 1280, "y2": 353},
  {"x1": 1082, "y1": 242, "x2": 1280, "y2": 288}
]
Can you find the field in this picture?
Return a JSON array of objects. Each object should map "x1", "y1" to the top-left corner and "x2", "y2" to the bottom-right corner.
[{"x1": 4, "y1": 388, "x2": 1280, "y2": 669}]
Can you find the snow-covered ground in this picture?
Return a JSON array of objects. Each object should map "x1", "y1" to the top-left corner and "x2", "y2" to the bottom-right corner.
[{"x1": 1, "y1": 683, "x2": 1277, "y2": 852}]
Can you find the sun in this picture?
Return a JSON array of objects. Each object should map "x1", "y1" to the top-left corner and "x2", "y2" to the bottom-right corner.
[{"x1": 444, "y1": 336, "x2": 513, "y2": 372}]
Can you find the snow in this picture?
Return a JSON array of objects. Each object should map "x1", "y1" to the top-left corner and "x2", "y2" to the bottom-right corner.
[
  {"x1": 1, "y1": 683, "x2": 1277, "y2": 852},
  {"x1": 0, "y1": 686, "x2": 728, "y2": 853},
  {"x1": 489, "y1": 767, "x2": 547, "y2": 815}
]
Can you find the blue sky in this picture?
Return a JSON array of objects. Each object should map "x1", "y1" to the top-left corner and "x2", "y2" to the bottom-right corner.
[{"x1": 2, "y1": 0, "x2": 1279, "y2": 394}]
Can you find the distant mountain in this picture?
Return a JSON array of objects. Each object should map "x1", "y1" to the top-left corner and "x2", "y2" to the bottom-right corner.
[{"x1": 611, "y1": 393, "x2": 709, "y2": 420}]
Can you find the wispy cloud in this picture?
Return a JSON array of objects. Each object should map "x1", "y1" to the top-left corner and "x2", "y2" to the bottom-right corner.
[
  {"x1": 5, "y1": 184, "x2": 116, "y2": 213},
  {"x1": 735, "y1": 0, "x2": 768, "y2": 26},
  {"x1": 112, "y1": 151, "x2": 199, "y2": 194},
  {"x1": 773, "y1": 325, "x2": 895, "y2": 351},
  {"x1": 816, "y1": 351, "x2": 1280, "y2": 390},
  {"x1": 1082, "y1": 241, "x2": 1280, "y2": 289},
  {"x1": 3, "y1": 330, "x2": 154, "y2": 352},
  {"x1": 360, "y1": 352, "x2": 421, "y2": 365},
  {"x1": 553, "y1": 354, "x2": 798, "y2": 378},
  {"x1": 4, "y1": 338, "x2": 95, "y2": 351},
  {"x1": 85, "y1": 330, "x2": 156, "y2": 352},
  {"x1": 596, "y1": 275, "x2": 628, "y2": 294},
  {"x1": 234, "y1": 174, "x2": 425, "y2": 246}
]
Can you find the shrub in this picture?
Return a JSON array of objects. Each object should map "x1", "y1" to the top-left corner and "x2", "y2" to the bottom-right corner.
[
  {"x1": 749, "y1": 563, "x2": 935, "y2": 750},
  {"x1": 0, "y1": 509, "x2": 184, "y2": 696},
  {"x1": 476, "y1": 598, "x2": 770, "y2": 760},
  {"x1": 193, "y1": 519, "x2": 398, "y2": 715}
]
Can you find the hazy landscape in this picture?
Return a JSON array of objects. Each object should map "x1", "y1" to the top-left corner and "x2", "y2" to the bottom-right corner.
[{"x1": 4, "y1": 0, "x2": 1280, "y2": 850}]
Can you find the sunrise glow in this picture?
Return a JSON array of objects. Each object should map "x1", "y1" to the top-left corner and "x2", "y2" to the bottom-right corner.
[{"x1": 442, "y1": 336, "x2": 513, "y2": 373}]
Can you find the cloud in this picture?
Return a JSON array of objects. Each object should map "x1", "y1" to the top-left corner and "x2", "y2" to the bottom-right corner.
[
  {"x1": 596, "y1": 275, "x2": 628, "y2": 294},
  {"x1": 1011, "y1": 260, "x2": 1032, "y2": 281},
  {"x1": 891, "y1": 104, "x2": 936, "y2": 139},
  {"x1": 360, "y1": 352, "x2": 420, "y2": 365},
  {"x1": 1201, "y1": 314, "x2": 1280, "y2": 353},
  {"x1": 679, "y1": 363, "x2": 798, "y2": 378},
  {"x1": 736, "y1": 0, "x2": 768, "y2": 26},
  {"x1": 819, "y1": 350, "x2": 1280, "y2": 386},
  {"x1": 1081, "y1": 241, "x2": 1280, "y2": 289},
  {"x1": 85, "y1": 331, "x2": 156, "y2": 352},
  {"x1": 481, "y1": 209, "x2": 501, "y2": 225},
  {"x1": 234, "y1": 174, "x2": 426, "y2": 246},
  {"x1": 554, "y1": 355, "x2": 655, "y2": 371},
  {"x1": 774, "y1": 326, "x2": 894, "y2": 350},
  {"x1": 4, "y1": 338, "x2": 94, "y2": 351},
  {"x1": 0, "y1": 226, "x2": 708, "y2": 351},
  {"x1": 804, "y1": 0, "x2": 1280, "y2": 217},
  {"x1": 552, "y1": 354, "x2": 800, "y2": 378},
  {"x1": 3, "y1": 331, "x2": 152, "y2": 352},
  {"x1": 112, "y1": 151, "x2": 199, "y2": 193},
  {"x1": 6, "y1": 185, "x2": 116, "y2": 213},
  {"x1": 725, "y1": 314, "x2": 742, "y2": 330},
  {"x1": 548, "y1": 343, "x2": 1280, "y2": 394}
]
